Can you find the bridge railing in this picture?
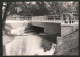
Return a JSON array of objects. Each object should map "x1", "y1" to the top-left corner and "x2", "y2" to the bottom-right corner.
[
  {"x1": 6, "y1": 14, "x2": 78, "y2": 24},
  {"x1": 6, "y1": 16, "x2": 32, "y2": 20}
]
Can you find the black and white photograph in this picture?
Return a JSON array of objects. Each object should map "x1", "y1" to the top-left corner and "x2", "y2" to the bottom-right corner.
[{"x1": 2, "y1": 1, "x2": 79, "y2": 56}]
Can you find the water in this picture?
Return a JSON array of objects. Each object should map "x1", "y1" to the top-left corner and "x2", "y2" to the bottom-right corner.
[
  {"x1": 3, "y1": 22, "x2": 56, "y2": 56},
  {"x1": 5, "y1": 33, "x2": 56, "y2": 56}
]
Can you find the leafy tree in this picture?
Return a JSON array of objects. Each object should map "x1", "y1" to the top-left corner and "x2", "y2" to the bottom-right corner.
[
  {"x1": 72, "y1": 1, "x2": 79, "y2": 13},
  {"x1": 31, "y1": 1, "x2": 50, "y2": 16},
  {"x1": 46, "y1": 1, "x2": 67, "y2": 15},
  {"x1": 7, "y1": 1, "x2": 50, "y2": 16},
  {"x1": 3, "y1": 1, "x2": 79, "y2": 16}
]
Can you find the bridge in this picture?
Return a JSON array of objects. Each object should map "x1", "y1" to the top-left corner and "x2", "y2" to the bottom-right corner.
[
  {"x1": 6, "y1": 13, "x2": 78, "y2": 24},
  {"x1": 5, "y1": 13, "x2": 78, "y2": 37}
]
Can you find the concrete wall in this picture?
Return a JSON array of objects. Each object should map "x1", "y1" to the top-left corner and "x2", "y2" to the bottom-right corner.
[
  {"x1": 31, "y1": 22, "x2": 61, "y2": 36},
  {"x1": 6, "y1": 21, "x2": 30, "y2": 29},
  {"x1": 39, "y1": 34, "x2": 57, "y2": 44},
  {"x1": 61, "y1": 26, "x2": 73, "y2": 36},
  {"x1": 61, "y1": 24, "x2": 78, "y2": 36}
]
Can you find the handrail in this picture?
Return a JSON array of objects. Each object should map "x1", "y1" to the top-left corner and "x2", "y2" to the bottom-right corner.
[{"x1": 6, "y1": 14, "x2": 78, "y2": 24}]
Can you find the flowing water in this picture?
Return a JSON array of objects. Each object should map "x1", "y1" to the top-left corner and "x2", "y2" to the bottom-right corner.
[
  {"x1": 4, "y1": 34, "x2": 56, "y2": 56},
  {"x1": 3, "y1": 21, "x2": 56, "y2": 56},
  {"x1": 3, "y1": 27, "x2": 56, "y2": 56}
]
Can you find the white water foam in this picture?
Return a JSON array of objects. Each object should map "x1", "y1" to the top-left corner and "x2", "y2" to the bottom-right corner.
[{"x1": 5, "y1": 27, "x2": 56, "y2": 56}]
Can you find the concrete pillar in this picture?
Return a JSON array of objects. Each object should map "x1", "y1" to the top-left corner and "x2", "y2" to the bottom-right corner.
[{"x1": 61, "y1": 14, "x2": 63, "y2": 23}]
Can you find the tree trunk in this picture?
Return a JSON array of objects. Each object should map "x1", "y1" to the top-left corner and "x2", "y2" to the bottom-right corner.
[{"x1": 2, "y1": 2, "x2": 11, "y2": 29}]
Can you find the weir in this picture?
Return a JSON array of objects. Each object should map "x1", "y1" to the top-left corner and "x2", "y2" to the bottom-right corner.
[
  {"x1": 5, "y1": 21, "x2": 61, "y2": 44},
  {"x1": 5, "y1": 20, "x2": 78, "y2": 37}
]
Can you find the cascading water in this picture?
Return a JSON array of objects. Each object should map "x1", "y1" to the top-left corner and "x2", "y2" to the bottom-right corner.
[
  {"x1": 5, "y1": 27, "x2": 56, "y2": 56},
  {"x1": 3, "y1": 22, "x2": 57, "y2": 56}
]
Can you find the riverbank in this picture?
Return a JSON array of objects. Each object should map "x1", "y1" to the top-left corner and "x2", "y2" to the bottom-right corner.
[{"x1": 55, "y1": 29, "x2": 79, "y2": 55}]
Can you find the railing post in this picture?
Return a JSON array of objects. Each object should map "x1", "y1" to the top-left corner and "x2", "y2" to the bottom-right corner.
[
  {"x1": 54, "y1": 17, "x2": 55, "y2": 21},
  {"x1": 61, "y1": 14, "x2": 63, "y2": 23}
]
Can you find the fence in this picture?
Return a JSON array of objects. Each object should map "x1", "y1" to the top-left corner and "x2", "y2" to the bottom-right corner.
[
  {"x1": 6, "y1": 13, "x2": 78, "y2": 24},
  {"x1": 6, "y1": 16, "x2": 32, "y2": 20}
]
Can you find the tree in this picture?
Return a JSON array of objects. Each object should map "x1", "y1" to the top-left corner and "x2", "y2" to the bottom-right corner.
[
  {"x1": 7, "y1": 1, "x2": 50, "y2": 16},
  {"x1": 2, "y1": 2, "x2": 11, "y2": 28},
  {"x1": 3, "y1": 1, "x2": 79, "y2": 16},
  {"x1": 72, "y1": 1, "x2": 79, "y2": 13},
  {"x1": 31, "y1": 1, "x2": 50, "y2": 16},
  {"x1": 46, "y1": 1, "x2": 67, "y2": 15}
]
